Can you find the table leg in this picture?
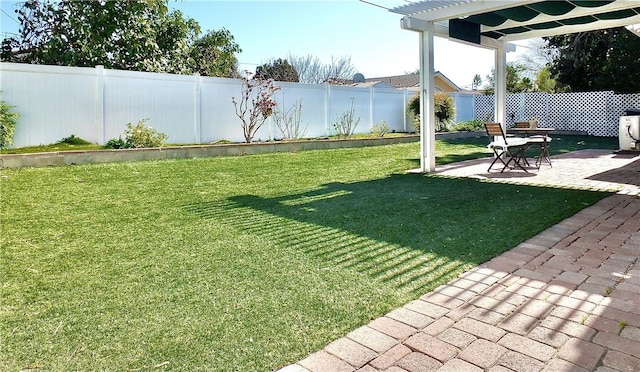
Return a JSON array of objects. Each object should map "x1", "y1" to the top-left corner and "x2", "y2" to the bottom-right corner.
[{"x1": 535, "y1": 138, "x2": 552, "y2": 168}]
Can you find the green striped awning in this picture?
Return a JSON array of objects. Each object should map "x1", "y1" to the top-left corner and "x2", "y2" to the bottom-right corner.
[{"x1": 391, "y1": 0, "x2": 640, "y2": 43}]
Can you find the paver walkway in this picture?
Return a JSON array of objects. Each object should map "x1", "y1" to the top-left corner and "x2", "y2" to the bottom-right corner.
[{"x1": 279, "y1": 150, "x2": 640, "y2": 372}]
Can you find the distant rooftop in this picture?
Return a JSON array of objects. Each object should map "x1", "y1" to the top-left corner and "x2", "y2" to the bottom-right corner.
[{"x1": 364, "y1": 73, "x2": 419, "y2": 88}]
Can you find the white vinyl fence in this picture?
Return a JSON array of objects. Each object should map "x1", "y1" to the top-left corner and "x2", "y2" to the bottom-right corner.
[
  {"x1": 1, "y1": 63, "x2": 415, "y2": 148},
  {"x1": 4, "y1": 62, "x2": 638, "y2": 149}
]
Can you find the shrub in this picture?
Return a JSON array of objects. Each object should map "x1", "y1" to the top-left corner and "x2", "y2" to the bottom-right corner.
[
  {"x1": 407, "y1": 94, "x2": 420, "y2": 133},
  {"x1": 450, "y1": 119, "x2": 485, "y2": 132},
  {"x1": 274, "y1": 98, "x2": 307, "y2": 140},
  {"x1": 231, "y1": 73, "x2": 280, "y2": 143},
  {"x1": 333, "y1": 97, "x2": 360, "y2": 138},
  {"x1": 106, "y1": 121, "x2": 165, "y2": 149},
  {"x1": 115, "y1": 119, "x2": 168, "y2": 148},
  {"x1": 0, "y1": 96, "x2": 19, "y2": 150},
  {"x1": 56, "y1": 134, "x2": 92, "y2": 145},
  {"x1": 407, "y1": 92, "x2": 456, "y2": 132},
  {"x1": 105, "y1": 136, "x2": 130, "y2": 149},
  {"x1": 370, "y1": 120, "x2": 389, "y2": 137},
  {"x1": 434, "y1": 92, "x2": 455, "y2": 131}
]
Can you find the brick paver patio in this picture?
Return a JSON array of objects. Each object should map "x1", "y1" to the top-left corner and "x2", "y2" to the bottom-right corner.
[{"x1": 279, "y1": 150, "x2": 640, "y2": 372}]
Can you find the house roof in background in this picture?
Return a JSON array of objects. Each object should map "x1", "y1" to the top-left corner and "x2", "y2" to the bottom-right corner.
[
  {"x1": 365, "y1": 73, "x2": 420, "y2": 88},
  {"x1": 351, "y1": 81, "x2": 395, "y2": 89},
  {"x1": 364, "y1": 71, "x2": 464, "y2": 92}
]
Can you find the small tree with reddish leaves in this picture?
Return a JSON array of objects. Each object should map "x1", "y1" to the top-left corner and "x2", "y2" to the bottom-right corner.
[{"x1": 232, "y1": 73, "x2": 280, "y2": 143}]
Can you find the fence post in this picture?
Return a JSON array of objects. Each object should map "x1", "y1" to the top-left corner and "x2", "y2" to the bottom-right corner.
[
  {"x1": 403, "y1": 89, "x2": 408, "y2": 132},
  {"x1": 194, "y1": 73, "x2": 201, "y2": 144},
  {"x1": 325, "y1": 82, "x2": 330, "y2": 136},
  {"x1": 95, "y1": 65, "x2": 105, "y2": 144},
  {"x1": 370, "y1": 86, "x2": 374, "y2": 129}
]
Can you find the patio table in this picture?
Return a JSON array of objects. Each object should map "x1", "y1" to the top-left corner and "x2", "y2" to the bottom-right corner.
[{"x1": 507, "y1": 127, "x2": 554, "y2": 168}]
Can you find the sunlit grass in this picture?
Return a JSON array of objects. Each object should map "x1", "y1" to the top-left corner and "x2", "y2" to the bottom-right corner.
[{"x1": 0, "y1": 140, "x2": 611, "y2": 370}]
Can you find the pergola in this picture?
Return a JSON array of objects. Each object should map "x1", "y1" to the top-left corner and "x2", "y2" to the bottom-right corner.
[{"x1": 389, "y1": 0, "x2": 640, "y2": 172}]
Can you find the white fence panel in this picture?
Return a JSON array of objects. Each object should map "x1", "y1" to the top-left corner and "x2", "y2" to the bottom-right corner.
[
  {"x1": 199, "y1": 77, "x2": 246, "y2": 143},
  {"x1": 451, "y1": 93, "x2": 475, "y2": 123},
  {"x1": 270, "y1": 82, "x2": 328, "y2": 139},
  {"x1": 373, "y1": 88, "x2": 409, "y2": 133},
  {"x1": 327, "y1": 85, "x2": 371, "y2": 136},
  {"x1": 103, "y1": 69, "x2": 197, "y2": 144},
  {"x1": 1, "y1": 63, "x2": 97, "y2": 146}
]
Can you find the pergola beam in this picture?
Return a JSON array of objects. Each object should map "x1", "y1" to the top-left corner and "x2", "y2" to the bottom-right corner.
[
  {"x1": 394, "y1": 0, "x2": 543, "y2": 22},
  {"x1": 401, "y1": 16, "x2": 517, "y2": 51}
]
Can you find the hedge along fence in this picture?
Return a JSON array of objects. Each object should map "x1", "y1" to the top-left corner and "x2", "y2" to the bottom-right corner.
[
  {"x1": 0, "y1": 63, "x2": 416, "y2": 148},
  {"x1": 475, "y1": 91, "x2": 640, "y2": 137}
]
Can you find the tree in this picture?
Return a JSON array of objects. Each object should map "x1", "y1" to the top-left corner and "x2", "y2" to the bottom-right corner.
[
  {"x1": 188, "y1": 29, "x2": 242, "y2": 77},
  {"x1": 517, "y1": 38, "x2": 558, "y2": 72},
  {"x1": 546, "y1": 27, "x2": 640, "y2": 93},
  {"x1": 483, "y1": 63, "x2": 534, "y2": 94},
  {"x1": 1, "y1": 0, "x2": 241, "y2": 77},
  {"x1": 231, "y1": 74, "x2": 280, "y2": 143},
  {"x1": 472, "y1": 74, "x2": 482, "y2": 90},
  {"x1": 0, "y1": 95, "x2": 20, "y2": 150},
  {"x1": 534, "y1": 66, "x2": 561, "y2": 93},
  {"x1": 255, "y1": 58, "x2": 299, "y2": 82},
  {"x1": 287, "y1": 54, "x2": 357, "y2": 84},
  {"x1": 2, "y1": 0, "x2": 193, "y2": 72}
]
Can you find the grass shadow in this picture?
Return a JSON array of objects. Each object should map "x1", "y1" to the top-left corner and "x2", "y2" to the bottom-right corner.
[{"x1": 185, "y1": 174, "x2": 609, "y2": 297}]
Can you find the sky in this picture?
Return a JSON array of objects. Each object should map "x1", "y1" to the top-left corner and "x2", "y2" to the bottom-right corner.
[{"x1": 0, "y1": 0, "x2": 532, "y2": 89}]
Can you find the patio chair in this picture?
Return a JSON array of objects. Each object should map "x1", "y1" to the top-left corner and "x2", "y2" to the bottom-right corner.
[{"x1": 484, "y1": 122, "x2": 530, "y2": 173}]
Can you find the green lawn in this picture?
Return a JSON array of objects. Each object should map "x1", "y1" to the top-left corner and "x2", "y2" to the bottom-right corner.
[{"x1": 0, "y1": 137, "x2": 613, "y2": 371}]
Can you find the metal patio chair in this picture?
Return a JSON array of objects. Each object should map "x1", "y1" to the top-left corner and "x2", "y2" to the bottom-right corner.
[{"x1": 484, "y1": 122, "x2": 530, "y2": 173}]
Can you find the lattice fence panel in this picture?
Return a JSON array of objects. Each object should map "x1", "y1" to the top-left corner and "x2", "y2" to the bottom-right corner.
[
  {"x1": 524, "y1": 93, "x2": 550, "y2": 127},
  {"x1": 506, "y1": 94, "x2": 519, "y2": 126},
  {"x1": 475, "y1": 95, "x2": 494, "y2": 122},
  {"x1": 551, "y1": 91, "x2": 614, "y2": 136},
  {"x1": 617, "y1": 93, "x2": 640, "y2": 116},
  {"x1": 476, "y1": 91, "x2": 640, "y2": 137}
]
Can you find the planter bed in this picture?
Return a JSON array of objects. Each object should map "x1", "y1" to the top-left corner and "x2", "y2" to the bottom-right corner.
[{"x1": 1, "y1": 135, "x2": 423, "y2": 168}]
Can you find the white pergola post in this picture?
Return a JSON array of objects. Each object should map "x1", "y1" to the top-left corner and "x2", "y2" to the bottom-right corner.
[
  {"x1": 419, "y1": 28, "x2": 436, "y2": 172},
  {"x1": 494, "y1": 44, "x2": 507, "y2": 130}
]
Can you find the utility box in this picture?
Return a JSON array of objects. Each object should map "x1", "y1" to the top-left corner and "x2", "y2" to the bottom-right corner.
[{"x1": 619, "y1": 116, "x2": 640, "y2": 151}]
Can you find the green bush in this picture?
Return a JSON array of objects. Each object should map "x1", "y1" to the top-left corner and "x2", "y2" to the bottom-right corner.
[
  {"x1": 56, "y1": 134, "x2": 92, "y2": 145},
  {"x1": 104, "y1": 119, "x2": 168, "y2": 149},
  {"x1": 104, "y1": 136, "x2": 130, "y2": 149},
  {"x1": 0, "y1": 96, "x2": 19, "y2": 149},
  {"x1": 370, "y1": 120, "x2": 389, "y2": 137},
  {"x1": 124, "y1": 119, "x2": 168, "y2": 148},
  {"x1": 407, "y1": 92, "x2": 456, "y2": 132},
  {"x1": 434, "y1": 92, "x2": 455, "y2": 131},
  {"x1": 450, "y1": 119, "x2": 485, "y2": 132}
]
